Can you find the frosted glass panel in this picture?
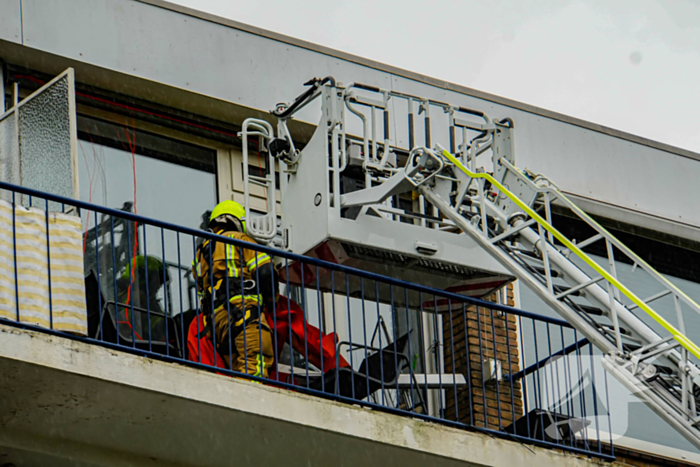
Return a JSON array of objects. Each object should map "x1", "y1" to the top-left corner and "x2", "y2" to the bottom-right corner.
[
  {"x1": 0, "y1": 114, "x2": 20, "y2": 202},
  {"x1": 19, "y1": 74, "x2": 73, "y2": 209}
]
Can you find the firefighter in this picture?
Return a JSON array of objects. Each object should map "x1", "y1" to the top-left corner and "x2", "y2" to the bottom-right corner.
[{"x1": 194, "y1": 200, "x2": 276, "y2": 378}]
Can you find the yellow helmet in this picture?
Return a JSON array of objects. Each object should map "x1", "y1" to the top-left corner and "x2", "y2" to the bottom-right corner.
[{"x1": 210, "y1": 200, "x2": 246, "y2": 233}]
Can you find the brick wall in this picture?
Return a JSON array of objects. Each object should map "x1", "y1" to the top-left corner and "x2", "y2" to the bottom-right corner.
[{"x1": 443, "y1": 283, "x2": 524, "y2": 429}]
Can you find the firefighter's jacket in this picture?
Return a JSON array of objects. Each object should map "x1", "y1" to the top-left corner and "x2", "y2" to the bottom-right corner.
[{"x1": 194, "y1": 229, "x2": 272, "y2": 313}]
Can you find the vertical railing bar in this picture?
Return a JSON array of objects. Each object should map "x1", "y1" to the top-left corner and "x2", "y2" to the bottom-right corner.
[
  {"x1": 239, "y1": 245, "x2": 246, "y2": 375},
  {"x1": 375, "y1": 280, "x2": 385, "y2": 407},
  {"x1": 160, "y1": 228, "x2": 169, "y2": 356},
  {"x1": 12, "y1": 192, "x2": 19, "y2": 322},
  {"x1": 110, "y1": 217, "x2": 120, "y2": 347},
  {"x1": 125, "y1": 221, "x2": 137, "y2": 348},
  {"x1": 360, "y1": 277, "x2": 370, "y2": 400},
  {"x1": 417, "y1": 291, "x2": 428, "y2": 414},
  {"x1": 603, "y1": 367, "x2": 614, "y2": 457},
  {"x1": 567, "y1": 329, "x2": 579, "y2": 448},
  {"x1": 489, "y1": 308, "x2": 503, "y2": 430},
  {"x1": 560, "y1": 326, "x2": 574, "y2": 448},
  {"x1": 432, "y1": 295, "x2": 444, "y2": 419},
  {"x1": 546, "y1": 323, "x2": 559, "y2": 445},
  {"x1": 272, "y1": 255, "x2": 279, "y2": 381},
  {"x1": 404, "y1": 287, "x2": 416, "y2": 412},
  {"x1": 300, "y1": 263, "x2": 310, "y2": 388},
  {"x1": 476, "y1": 305, "x2": 488, "y2": 428},
  {"x1": 192, "y1": 236, "x2": 201, "y2": 363},
  {"x1": 44, "y1": 199, "x2": 53, "y2": 329},
  {"x1": 331, "y1": 270, "x2": 339, "y2": 394},
  {"x1": 573, "y1": 329, "x2": 589, "y2": 451},
  {"x1": 208, "y1": 240, "x2": 217, "y2": 369},
  {"x1": 143, "y1": 227, "x2": 153, "y2": 352},
  {"x1": 94, "y1": 210, "x2": 103, "y2": 341},
  {"x1": 540, "y1": 325, "x2": 552, "y2": 442},
  {"x1": 504, "y1": 306, "x2": 517, "y2": 431},
  {"x1": 555, "y1": 331, "x2": 566, "y2": 447},
  {"x1": 346, "y1": 273, "x2": 355, "y2": 400},
  {"x1": 176, "y1": 232, "x2": 184, "y2": 358},
  {"x1": 255, "y1": 249, "x2": 265, "y2": 382},
  {"x1": 316, "y1": 265, "x2": 325, "y2": 392},
  {"x1": 532, "y1": 320, "x2": 545, "y2": 441},
  {"x1": 390, "y1": 284, "x2": 400, "y2": 408},
  {"x1": 542, "y1": 325, "x2": 553, "y2": 441},
  {"x1": 224, "y1": 242, "x2": 233, "y2": 371},
  {"x1": 588, "y1": 345, "x2": 602, "y2": 453},
  {"x1": 519, "y1": 316, "x2": 531, "y2": 440},
  {"x1": 447, "y1": 297, "x2": 459, "y2": 422},
  {"x1": 284, "y1": 259, "x2": 293, "y2": 382},
  {"x1": 463, "y1": 303, "x2": 474, "y2": 426}
]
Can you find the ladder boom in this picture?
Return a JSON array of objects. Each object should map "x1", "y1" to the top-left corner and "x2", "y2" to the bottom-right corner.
[{"x1": 256, "y1": 78, "x2": 700, "y2": 447}]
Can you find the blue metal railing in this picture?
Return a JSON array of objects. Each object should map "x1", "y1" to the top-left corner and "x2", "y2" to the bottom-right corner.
[{"x1": 0, "y1": 181, "x2": 614, "y2": 460}]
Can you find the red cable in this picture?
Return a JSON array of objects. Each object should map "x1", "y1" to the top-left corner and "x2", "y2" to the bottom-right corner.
[
  {"x1": 117, "y1": 321, "x2": 144, "y2": 341},
  {"x1": 123, "y1": 123, "x2": 139, "y2": 314}
]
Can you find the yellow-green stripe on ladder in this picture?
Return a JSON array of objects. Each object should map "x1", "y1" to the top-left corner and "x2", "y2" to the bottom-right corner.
[{"x1": 440, "y1": 148, "x2": 700, "y2": 360}]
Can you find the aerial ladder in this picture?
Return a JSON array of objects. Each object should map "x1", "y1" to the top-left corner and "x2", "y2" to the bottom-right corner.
[{"x1": 240, "y1": 77, "x2": 700, "y2": 448}]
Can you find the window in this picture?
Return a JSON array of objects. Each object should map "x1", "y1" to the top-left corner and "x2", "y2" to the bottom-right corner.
[{"x1": 78, "y1": 115, "x2": 218, "y2": 323}]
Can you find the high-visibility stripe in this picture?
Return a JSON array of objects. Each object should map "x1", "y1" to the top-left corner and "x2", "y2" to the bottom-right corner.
[
  {"x1": 214, "y1": 295, "x2": 263, "y2": 315},
  {"x1": 253, "y1": 353, "x2": 265, "y2": 378},
  {"x1": 225, "y1": 244, "x2": 240, "y2": 278},
  {"x1": 228, "y1": 294, "x2": 262, "y2": 303},
  {"x1": 192, "y1": 259, "x2": 202, "y2": 277},
  {"x1": 246, "y1": 254, "x2": 271, "y2": 271}
]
